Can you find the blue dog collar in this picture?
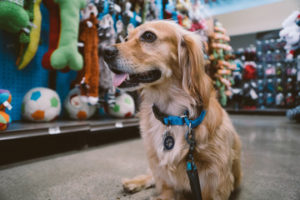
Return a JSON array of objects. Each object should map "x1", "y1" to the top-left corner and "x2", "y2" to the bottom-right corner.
[{"x1": 152, "y1": 104, "x2": 206, "y2": 129}]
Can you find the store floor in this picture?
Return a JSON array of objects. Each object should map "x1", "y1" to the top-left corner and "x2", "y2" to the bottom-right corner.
[{"x1": 0, "y1": 115, "x2": 299, "y2": 200}]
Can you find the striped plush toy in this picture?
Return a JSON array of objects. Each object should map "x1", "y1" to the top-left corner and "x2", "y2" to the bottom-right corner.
[{"x1": 0, "y1": 89, "x2": 12, "y2": 131}]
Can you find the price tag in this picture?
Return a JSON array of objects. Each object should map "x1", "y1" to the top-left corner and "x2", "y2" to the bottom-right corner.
[
  {"x1": 115, "y1": 122, "x2": 123, "y2": 128},
  {"x1": 49, "y1": 126, "x2": 61, "y2": 135},
  {"x1": 3, "y1": 101, "x2": 12, "y2": 110}
]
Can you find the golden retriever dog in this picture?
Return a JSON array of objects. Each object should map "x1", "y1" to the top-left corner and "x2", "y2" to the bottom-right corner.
[{"x1": 103, "y1": 20, "x2": 241, "y2": 200}]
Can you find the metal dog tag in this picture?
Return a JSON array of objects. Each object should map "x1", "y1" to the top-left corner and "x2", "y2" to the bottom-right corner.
[{"x1": 163, "y1": 130, "x2": 175, "y2": 151}]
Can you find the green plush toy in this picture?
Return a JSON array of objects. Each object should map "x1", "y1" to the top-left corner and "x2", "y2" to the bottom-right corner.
[
  {"x1": 50, "y1": 0, "x2": 87, "y2": 71},
  {"x1": 0, "y1": 0, "x2": 33, "y2": 43}
]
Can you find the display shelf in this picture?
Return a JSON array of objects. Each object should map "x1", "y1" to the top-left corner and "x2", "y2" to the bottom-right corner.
[
  {"x1": 89, "y1": 118, "x2": 139, "y2": 133},
  {"x1": 226, "y1": 108, "x2": 287, "y2": 115},
  {"x1": 0, "y1": 121, "x2": 90, "y2": 141},
  {"x1": 0, "y1": 118, "x2": 139, "y2": 141}
]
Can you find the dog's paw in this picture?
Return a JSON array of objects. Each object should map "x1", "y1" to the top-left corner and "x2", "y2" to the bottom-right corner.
[
  {"x1": 149, "y1": 196, "x2": 173, "y2": 200},
  {"x1": 122, "y1": 178, "x2": 144, "y2": 193},
  {"x1": 122, "y1": 174, "x2": 154, "y2": 193}
]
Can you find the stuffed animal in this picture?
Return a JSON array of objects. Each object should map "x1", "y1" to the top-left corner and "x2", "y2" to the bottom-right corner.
[
  {"x1": 42, "y1": 0, "x2": 63, "y2": 71},
  {"x1": 16, "y1": 0, "x2": 42, "y2": 70},
  {"x1": 279, "y1": 11, "x2": 300, "y2": 60},
  {"x1": 287, "y1": 105, "x2": 300, "y2": 121},
  {"x1": 0, "y1": 89, "x2": 12, "y2": 131},
  {"x1": 141, "y1": 0, "x2": 158, "y2": 23},
  {"x1": 98, "y1": 14, "x2": 117, "y2": 108},
  {"x1": 208, "y1": 21, "x2": 235, "y2": 107},
  {"x1": 72, "y1": 3, "x2": 99, "y2": 105},
  {"x1": 22, "y1": 87, "x2": 61, "y2": 122},
  {"x1": 243, "y1": 61, "x2": 257, "y2": 80},
  {"x1": 50, "y1": 0, "x2": 87, "y2": 71},
  {"x1": 64, "y1": 88, "x2": 97, "y2": 120},
  {"x1": 0, "y1": 0, "x2": 31, "y2": 43},
  {"x1": 107, "y1": 92, "x2": 135, "y2": 118}
]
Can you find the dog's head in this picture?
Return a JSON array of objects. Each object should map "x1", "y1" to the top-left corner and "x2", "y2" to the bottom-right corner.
[{"x1": 103, "y1": 20, "x2": 212, "y2": 105}]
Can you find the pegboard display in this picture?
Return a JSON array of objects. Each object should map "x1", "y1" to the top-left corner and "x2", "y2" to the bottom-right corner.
[
  {"x1": 0, "y1": 0, "x2": 211, "y2": 122},
  {"x1": 0, "y1": 4, "x2": 76, "y2": 121}
]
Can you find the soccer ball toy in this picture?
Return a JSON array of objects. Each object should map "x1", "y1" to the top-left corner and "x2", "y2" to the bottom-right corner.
[
  {"x1": 108, "y1": 92, "x2": 135, "y2": 118},
  {"x1": 22, "y1": 87, "x2": 61, "y2": 122},
  {"x1": 64, "y1": 88, "x2": 97, "y2": 120}
]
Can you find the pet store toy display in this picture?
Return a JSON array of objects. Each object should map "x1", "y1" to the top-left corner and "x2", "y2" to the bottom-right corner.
[
  {"x1": 227, "y1": 10, "x2": 300, "y2": 111},
  {"x1": 0, "y1": 0, "x2": 218, "y2": 128}
]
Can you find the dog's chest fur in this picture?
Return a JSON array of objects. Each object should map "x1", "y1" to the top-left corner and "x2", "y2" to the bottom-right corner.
[{"x1": 139, "y1": 85, "x2": 196, "y2": 190}]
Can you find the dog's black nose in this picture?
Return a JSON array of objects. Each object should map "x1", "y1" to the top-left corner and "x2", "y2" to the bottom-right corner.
[{"x1": 103, "y1": 46, "x2": 118, "y2": 60}]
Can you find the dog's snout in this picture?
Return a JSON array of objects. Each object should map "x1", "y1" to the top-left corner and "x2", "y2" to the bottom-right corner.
[{"x1": 103, "y1": 46, "x2": 118, "y2": 60}]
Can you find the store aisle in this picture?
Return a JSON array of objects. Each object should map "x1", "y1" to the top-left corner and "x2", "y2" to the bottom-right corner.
[{"x1": 0, "y1": 115, "x2": 299, "y2": 200}]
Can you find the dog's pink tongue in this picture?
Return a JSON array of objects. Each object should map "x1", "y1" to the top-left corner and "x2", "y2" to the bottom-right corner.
[{"x1": 113, "y1": 73, "x2": 128, "y2": 87}]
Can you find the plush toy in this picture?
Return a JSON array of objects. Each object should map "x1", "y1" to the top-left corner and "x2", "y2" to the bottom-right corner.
[
  {"x1": 242, "y1": 81, "x2": 258, "y2": 109},
  {"x1": 243, "y1": 61, "x2": 257, "y2": 80},
  {"x1": 72, "y1": 4, "x2": 99, "y2": 105},
  {"x1": 97, "y1": 14, "x2": 117, "y2": 108},
  {"x1": 64, "y1": 88, "x2": 96, "y2": 120},
  {"x1": 42, "y1": 0, "x2": 62, "y2": 71},
  {"x1": 16, "y1": 0, "x2": 42, "y2": 70},
  {"x1": 279, "y1": 11, "x2": 300, "y2": 60},
  {"x1": 22, "y1": 87, "x2": 61, "y2": 122},
  {"x1": 50, "y1": 0, "x2": 87, "y2": 71},
  {"x1": 207, "y1": 21, "x2": 235, "y2": 106},
  {"x1": 287, "y1": 105, "x2": 300, "y2": 121},
  {"x1": 141, "y1": 0, "x2": 158, "y2": 23},
  {"x1": 0, "y1": 0, "x2": 31, "y2": 43},
  {"x1": 108, "y1": 92, "x2": 135, "y2": 118},
  {"x1": 0, "y1": 89, "x2": 12, "y2": 131}
]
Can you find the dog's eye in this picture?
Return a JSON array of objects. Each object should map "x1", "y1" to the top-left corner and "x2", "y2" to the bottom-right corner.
[{"x1": 140, "y1": 31, "x2": 157, "y2": 43}]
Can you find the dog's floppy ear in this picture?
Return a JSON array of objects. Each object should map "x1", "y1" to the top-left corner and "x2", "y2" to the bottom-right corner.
[{"x1": 178, "y1": 33, "x2": 212, "y2": 108}]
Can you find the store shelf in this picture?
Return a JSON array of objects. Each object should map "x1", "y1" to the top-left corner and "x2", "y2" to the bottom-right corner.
[
  {"x1": 0, "y1": 121, "x2": 90, "y2": 141},
  {"x1": 226, "y1": 108, "x2": 287, "y2": 115},
  {"x1": 0, "y1": 118, "x2": 139, "y2": 141},
  {"x1": 89, "y1": 118, "x2": 139, "y2": 133}
]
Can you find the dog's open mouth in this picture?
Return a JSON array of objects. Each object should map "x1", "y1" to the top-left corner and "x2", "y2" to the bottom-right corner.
[{"x1": 112, "y1": 68, "x2": 162, "y2": 88}]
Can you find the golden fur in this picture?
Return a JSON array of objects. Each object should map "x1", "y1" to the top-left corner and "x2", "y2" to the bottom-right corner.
[{"x1": 110, "y1": 21, "x2": 241, "y2": 200}]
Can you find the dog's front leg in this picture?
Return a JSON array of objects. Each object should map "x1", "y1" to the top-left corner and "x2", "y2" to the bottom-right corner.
[
  {"x1": 199, "y1": 166, "x2": 233, "y2": 200},
  {"x1": 122, "y1": 173, "x2": 154, "y2": 193},
  {"x1": 151, "y1": 180, "x2": 175, "y2": 200}
]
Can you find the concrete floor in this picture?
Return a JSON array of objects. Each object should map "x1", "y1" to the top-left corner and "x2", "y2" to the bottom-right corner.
[{"x1": 0, "y1": 115, "x2": 299, "y2": 200}]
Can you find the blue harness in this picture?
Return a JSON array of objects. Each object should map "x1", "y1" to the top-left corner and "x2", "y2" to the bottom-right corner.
[{"x1": 152, "y1": 104, "x2": 206, "y2": 200}]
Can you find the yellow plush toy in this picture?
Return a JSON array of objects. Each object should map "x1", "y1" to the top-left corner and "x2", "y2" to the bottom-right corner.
[{"x1": 17, "y1": 0, "x2": 42, "y2": 70}]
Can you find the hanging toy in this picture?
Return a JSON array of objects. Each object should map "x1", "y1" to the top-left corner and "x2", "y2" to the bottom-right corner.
[
  {"x1": 97, "y1": 14, "x2": 117, "y2": 109},
  {"x1": 50, "y1": 0, "x2": 87, "y2": 71},
  {"x1": 0, "y1": 0, "x2": 31, "y2": 43},
  {"x1": 72, "y1": 3, "x2": 100, "y2": 105},
  {"x1": 208, "y1": 20, "x2": 235, "y2": 106},
  {"x1": 16, "y1": 0, "x2": 42, "y2": 70},
  {"x1": 42, "y1": 0, "x2": 63, "y2": 71},
  {"x1": 243, "y1": 61, "x2": 257, "y2": 80}
]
